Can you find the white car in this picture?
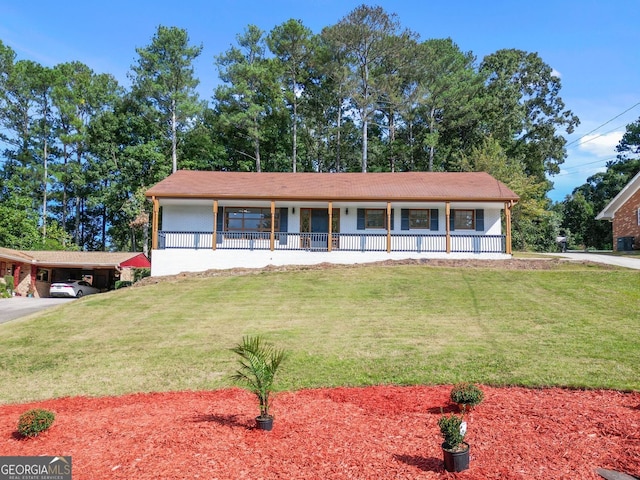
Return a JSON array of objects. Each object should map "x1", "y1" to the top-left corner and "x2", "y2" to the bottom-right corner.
[{"x1": 49, "y1": 280, "x2": 100, "y2": 298}]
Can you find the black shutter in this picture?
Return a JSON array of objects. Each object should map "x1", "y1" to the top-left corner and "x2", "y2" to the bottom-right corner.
[
  {"x1": 401, "y1": 209, "x2": 410, "y2": 230},
  {"x1": 430, "y1": 209, "x2": 439, "y2": 231},
  {"x1": 279, "y1": 207, "x2": 288, "y2": 245},
  {"x1": 475, "y1": 209, "x2": 484, "y2": 231},
  {"x1": 357, "y1": 209, "x2": 365, "y2": 230},
  {"x1": 449, "y1": 209, "x2": 455, "y2": 231},
  {"x1": 390, "y1": 209, "x2": 395, "y2": 231},
  {"x1": 216, "y1": 206, "x2": 224, "y2": 244}
]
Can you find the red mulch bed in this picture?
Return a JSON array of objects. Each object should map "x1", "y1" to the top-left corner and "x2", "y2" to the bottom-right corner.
[{"x1": 1, "y1": 385, "x2": 638, "y2": 479}]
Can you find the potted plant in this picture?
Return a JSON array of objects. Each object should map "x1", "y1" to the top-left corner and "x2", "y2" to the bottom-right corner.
[
  {"x1": 438, "y1": 412, "x2": 470, "y2": 472},
  {"x1": 230, "y1": 335, "x2": 287, "y2": 431},
  {"x1": 450, "y1": 382, "x2": 484, "y2": 412}
]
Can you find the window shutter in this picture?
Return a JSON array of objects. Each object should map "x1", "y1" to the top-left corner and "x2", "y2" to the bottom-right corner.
[
  {"x1": 279, "y1": 207, "x2": 288, "y2": 245},
  {"x1": 449, "y1": 209, "x2": 455, "y2": 231},
  {"x1": 357, "y1": 209, "x2": 365, "y2": 230},
  {"x1": 216, "y1": 206, "x2": 224, "y2": 244},
  {"x1": 430, "y1": 209, "x2": 438, "y2": 231},
  {"x1": 475, "y1": 209, "x2": 484, "y2": 231},
  {"x1": 390, "y1": 209, "x2": 395, "y2": 231},
  {"x1": 401, "y1": 209, "x2": 409, "y2": 230}
]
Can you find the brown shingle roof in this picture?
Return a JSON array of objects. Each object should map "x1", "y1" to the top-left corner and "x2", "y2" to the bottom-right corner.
[
  {"x1": 0, "y1": 248, "x2": 149, "y2": 267},
  {"x1": 145, "y1": 171, "x2": 519, "y2": 202}
]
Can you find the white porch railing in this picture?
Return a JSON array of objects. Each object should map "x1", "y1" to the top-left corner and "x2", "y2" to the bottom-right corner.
[{"x1": 158, "y1": 231, "x2": 506, "y2": 254}]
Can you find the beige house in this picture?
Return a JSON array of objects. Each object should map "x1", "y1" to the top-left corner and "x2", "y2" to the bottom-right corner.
[{"x1": 0, "y1": 248, "x2": 150, "y2": 297}]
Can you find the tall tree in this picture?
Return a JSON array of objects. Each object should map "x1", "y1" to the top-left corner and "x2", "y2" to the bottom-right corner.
[
  {"x1": 324, "y1": 5, "x2": 415, "y2": 172},
  {"x1": 51, "y1": 62, "x2": 119, "y2": 248},
  {"x1": 130, "y1": 25, "x2": 204, "y2": 174},
  {"x1": 460, "y1": 136, "x2": 554, "y2": 251},
  {"x1": 0, "y1": 54, "x2": 55, "y2": 241},
  {"x1": 315, "y1": 30, "x2": 357, "y2": 172},
  {"x1": 267, "y1": 19, "x2": 313, "y2": 172},
  {"x1": 215, "y1": 25, "x2": 282, "y2": 172},
  {"x1": 86, "y1": 94, "x2": 165, "y2": 251},
  {"x1": 480, "y1": 49, "x2": 579, "y2": 182},
  {"x1": 405, "y1": 38, "x2": 483, "y2": 172}
]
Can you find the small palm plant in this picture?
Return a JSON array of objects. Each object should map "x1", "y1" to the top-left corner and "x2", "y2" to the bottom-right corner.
[{"x1": 230, "y1": 336, "x2": 287, "y2": 424}]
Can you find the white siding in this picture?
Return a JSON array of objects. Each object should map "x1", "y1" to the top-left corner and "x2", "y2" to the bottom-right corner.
[{"x1": 162, "y1": 205, "x2": 213, "y2": 231}]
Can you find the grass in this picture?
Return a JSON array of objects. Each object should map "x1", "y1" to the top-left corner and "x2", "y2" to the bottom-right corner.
[{"x1": 0, "y1": 262, "x2": 638, "y2": 404}]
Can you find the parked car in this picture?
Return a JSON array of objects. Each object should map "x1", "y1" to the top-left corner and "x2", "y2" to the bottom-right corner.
[{"x1": 49, "y1": 280, "x2": 100, "y2": 298}]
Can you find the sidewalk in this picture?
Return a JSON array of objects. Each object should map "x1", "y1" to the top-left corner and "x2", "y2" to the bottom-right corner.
[{"x1": 543, "y1": 252, "x2": 640, "y2": 270}]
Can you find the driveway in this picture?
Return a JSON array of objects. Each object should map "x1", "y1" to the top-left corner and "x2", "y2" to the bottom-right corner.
[
  {"x1": 0, "y1": 297, "x2": 75, "y2": 324},
  {"x1": 543, "y1": 252, "x2": 640, "y2": 270}
]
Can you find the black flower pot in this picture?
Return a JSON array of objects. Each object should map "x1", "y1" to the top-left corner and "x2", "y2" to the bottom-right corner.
[
  {"x1": 442, "y1": 442, "x2": 469, "y2": 472},
  {"x1": 256, "y1": 416, "x2": 273, "y2": 431}
]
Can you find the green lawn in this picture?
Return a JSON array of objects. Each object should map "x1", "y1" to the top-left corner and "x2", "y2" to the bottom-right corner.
[{"x1": 0, "y1": 262, "x2": 638, "y2": 404}]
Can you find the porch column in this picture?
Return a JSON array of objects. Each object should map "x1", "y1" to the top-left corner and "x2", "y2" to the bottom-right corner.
[
  {"x1": 152, "y1": 197, "x2": 159, "y2": 250},
  {"x1": 387, "y1": 202, "x2": 392, "y2": 253},
  {"x1": 13, "y1": 263, "x2": 21, "y2": 290},
  {"x1": 445, "y1": 202, "x2": 451, "y2": 254},
  {"x1": 505, "y1": 201, "x2": 513, "y2": 255},
  {"x1": 30, "y1": 268, "x2": 37, "y2": 298},
  {"x1": 270, "y1": 201, "x2": 275, "y2": 251},
  {"x1": 212, "y1": 200, "x2": 218, "y2": 251},
  {"x1": 328, "y1": 202, "x2": 333, "y2": 252}
]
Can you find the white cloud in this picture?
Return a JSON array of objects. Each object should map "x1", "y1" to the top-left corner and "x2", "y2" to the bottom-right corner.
[
  {"x1": 551, "y1": 68, "x2": 561, "y2": 78},
  {"x1": 578, "y1": 131, "x2": 623, "y2": 157}
]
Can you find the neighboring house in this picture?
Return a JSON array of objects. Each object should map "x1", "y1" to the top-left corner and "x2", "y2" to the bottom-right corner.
[
  {"x1": 0, "y1": 248, "x2": 150, "y2": 298},
  {"x1": 596, "y1": 171, "x2": 640, "y2": 251},
  {"x1": 145, "y1": 171, "x2": 519, "y2": 276}
]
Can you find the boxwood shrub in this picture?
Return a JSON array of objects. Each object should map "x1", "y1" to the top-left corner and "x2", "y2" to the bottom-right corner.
[{"x1": 17, "y1": 408, "x2": 55, "y2": 438}]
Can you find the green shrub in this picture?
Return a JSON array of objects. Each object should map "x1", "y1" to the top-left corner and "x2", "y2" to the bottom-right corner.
[
  {"x1": 134, "y1": 268, "x2": 150, "y2": 282},
  {"x1": 115, "y1": 280, "x2": 133, "y2": 289},
  {"x1": 2, "y1": 275, "x2": 14, "y2": 298},
  {"x1": 17, "y1": 408, "x2": 55, "y2": 438},
  {"x1": 450, "y1": 382, "x2": 484, "y2": 410},
  {"x1": 438, "y1": 413, "x2": 466, "y2": 450}
]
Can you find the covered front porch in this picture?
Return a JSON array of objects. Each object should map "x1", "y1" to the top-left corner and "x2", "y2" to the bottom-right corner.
[
  {"x1": 149, "y1": 200, "x2": 514, "y2": 275},
  {"x1": 152, "y1": 200, "x2": 513, "y2": 253},
  {"x1": 157, "y1": 230, "x2": 507, "y2": 254}
]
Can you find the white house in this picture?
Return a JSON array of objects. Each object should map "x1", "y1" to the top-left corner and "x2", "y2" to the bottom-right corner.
[{"x1": 145, "y1": 171, "x2": 519, "y2": 276}]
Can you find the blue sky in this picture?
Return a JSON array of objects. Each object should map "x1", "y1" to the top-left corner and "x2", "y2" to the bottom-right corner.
[{"x1": 2, "y1": 0, "x2": 639, "y2": 202}]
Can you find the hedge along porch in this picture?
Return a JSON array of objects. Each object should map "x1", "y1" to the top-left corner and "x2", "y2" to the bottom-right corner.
[{"x1": 145, "y1": 171, "x2": 519, "y2": 276}]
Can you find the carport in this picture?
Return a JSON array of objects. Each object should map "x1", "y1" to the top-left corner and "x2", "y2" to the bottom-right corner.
[{"x1": 0, "y1": 248, "x2": 150, "y2": 297}]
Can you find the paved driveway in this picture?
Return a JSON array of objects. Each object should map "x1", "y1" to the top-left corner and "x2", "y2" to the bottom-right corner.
[
  {"x1": 544, "y1": 252, "x2": 640, "y2": 270},
  {"x1": 0, "y1": 297, "x2": 75, "y2": 324}
]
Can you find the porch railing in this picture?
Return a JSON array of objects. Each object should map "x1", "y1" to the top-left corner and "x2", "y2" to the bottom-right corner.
[{"x1": 158, "y1": 231, "x2": 506, "y2": 254}]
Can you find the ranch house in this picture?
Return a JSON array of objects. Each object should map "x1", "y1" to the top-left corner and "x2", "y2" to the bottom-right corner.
[{"x1": 145, "y1": 171, "x2": 519, "y2": 276}]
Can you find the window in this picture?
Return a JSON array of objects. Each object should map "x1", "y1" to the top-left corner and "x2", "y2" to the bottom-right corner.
[
  {"x1": 36, "y1": 268, "x2": 49, "y2": 282},
  {"x1": 454, "y1": 209, "x2": 475, "y2": 230},
  {"x1": 225, "y1": 207, "x2": 279, "y2": 233},
  {"x1": 637, "y1": 208, "x2": 640, "y2": 226},
  {"x1": 357, "y1": 208, "x2": 394, "y2": 230},
  {"x1": 365, "y1": 209, "x2": 386, "y2": 229},
  {"x1": 408, "y1": 209, "x2": 430, "y2": 229}
]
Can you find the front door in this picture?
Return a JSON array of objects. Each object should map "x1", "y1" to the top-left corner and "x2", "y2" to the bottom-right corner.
[
  {"x1": 300, "y1": 208, "x2": 340, "y2": 250},
  {"x1": 311, "y1": 209, "x2": 329, "y2": 249}
]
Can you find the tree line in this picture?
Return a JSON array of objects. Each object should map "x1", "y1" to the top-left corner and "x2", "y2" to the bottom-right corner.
[{"x1": 0, "y1": 4, "x2": 634, "y2": 253}]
